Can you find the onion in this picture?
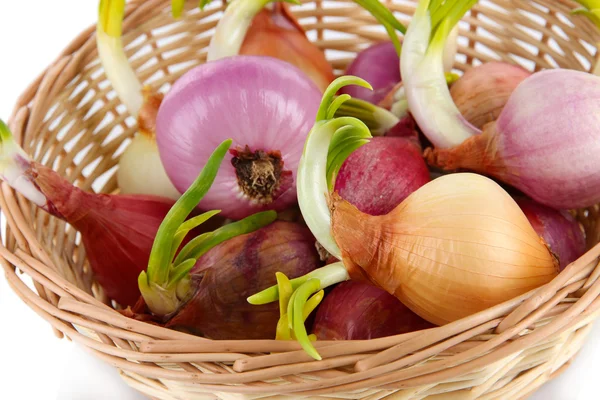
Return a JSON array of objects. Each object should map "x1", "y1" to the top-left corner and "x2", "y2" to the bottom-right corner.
[
  {"x1": 450, "y1": 62, "x2": 531, "y2": 129},
  {"x1": 207, "y1": 0, "x2": 334, "y2": 91},
  {"x1": 426, "y1": 69, "x2": 600, "y2": 209},
  {"x1": 0, "y1": 120, "x2": 198, "y2": 307},
  {"x1": 340, "y1": 41, "x2": 401, "y2": 105},
  {"x1": 312, "y1": 281, "x2": 434, "y2": 340},
  {"x1": 97, "y1": 0, "x2": 179, "y2": 199},
  {"x1": 164, "y1": 221, "x2": 321, "y2": 339},
  {"x1": 516, "y1": 198, "x2": 586, "y2": 271},
  {"x1": 334, "y1": 137, "x2": 430, "y2": 216},
  {"x1": 249, "y1": 77, "x2": 559, "y2": 360},
  {"x1": 155, "y1": 56, "x2": 321, "y2": 219},
  {"x1": 134, "y1": 141, "x2": 320, "y2": 340}
]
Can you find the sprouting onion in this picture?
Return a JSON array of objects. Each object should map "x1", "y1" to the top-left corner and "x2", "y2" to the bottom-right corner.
[
  {"x1": 98, "y1": 0, "x2": 179, "y2": 199},
  {"x1": 138, "y1": 140, "x2": 277, "y2": 316},
  {"x1": 97, "y1": 0, "x2": 143, "y2": 115},
  {"x1": 400, "y1": 0, "x2": 479, "y2": 148}
]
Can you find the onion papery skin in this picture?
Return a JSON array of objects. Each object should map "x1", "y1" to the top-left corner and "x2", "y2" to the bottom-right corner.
[
  {"x1": 156, "y1": 56, "x2": 322, "y2": 220},
  {"x1": 426, "y1": 69, "x2": 600, "y2": 209},
  {"x1": 516, "y1": 198, "x2": 586, "y2": 271},
  {"x1": 340, "y1": 41, "x2": 401, "y2": 105},
  {"x1": 312, "y1": 281, "x2": 434, "y2": 340},
  {"x1": 330, "y1": 173, "x2": 559, "y2": 326},
  {"x1": 165, "y1": 221, "x2": 321, "y2": 339},
  {"x1": 239, "y1": 3, "x2": 334, "y2": 92},
  {"x1": 334, "y1": 137, "x2": 430, "y2": 216},
  {"x1": 450, "y1": 62, "x2": 531, "y2": 129}
]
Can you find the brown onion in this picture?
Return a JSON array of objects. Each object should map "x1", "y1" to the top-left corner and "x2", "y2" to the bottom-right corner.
[{"x1": 450, "y1": 62, "x2": 531, "y2": 129}]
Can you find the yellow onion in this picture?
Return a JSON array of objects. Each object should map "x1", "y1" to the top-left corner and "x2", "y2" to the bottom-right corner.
[
  {"x1": 450, "y1": 62, "x2": 531, "y2": 129},
  {"x1": 330, "y1": 173, "x2": 559, "y2": 325}
]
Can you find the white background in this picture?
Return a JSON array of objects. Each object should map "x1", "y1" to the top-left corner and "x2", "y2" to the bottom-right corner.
[{"x1": 0, "y1": 1, "x2": 599, "y2": 399}]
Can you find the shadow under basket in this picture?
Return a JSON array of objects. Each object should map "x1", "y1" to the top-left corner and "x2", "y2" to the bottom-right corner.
[{"x1": 3, "y1": 0, "x2": 600, "y2": 399}]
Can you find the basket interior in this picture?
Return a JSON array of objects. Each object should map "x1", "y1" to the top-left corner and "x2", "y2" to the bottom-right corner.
[{"x1": 7, "y1": 0, "x2": 600, "y2": 306}]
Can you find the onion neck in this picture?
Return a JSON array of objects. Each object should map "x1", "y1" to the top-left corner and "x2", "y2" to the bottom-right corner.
[
  {"x1": 97, "y1": 0, "x2": 143, "y2": 116},
  {"x1": 424, "y1": 123, "x2": 504, "y2": 176},
  {"x1": 139, "y1": 139, "x2": 277, "y2": 317},
  {"x1": 400, "y1": 0, "x2": 480, "y2": 149}
]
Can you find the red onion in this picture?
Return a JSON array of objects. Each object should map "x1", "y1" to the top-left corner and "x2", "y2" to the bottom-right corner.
[
  {"x1": 0, "y1": 120, "x2": 212, "y2": 306},
  {"x1": 312, "y1": 281, "x2": 434, "y2": 340},
  {"x1": 516, "y1": 198, "x2": 586, "y2": 271},
  {"x1": 156, "y1": 56, "x2": 321, "y2": 219},
  {"x1": 165, "y1": 221, "x2": 321, "y2": 339},
  {"x1": 340, "y1": 41, "x2": 401, "y2": 105},
  {"x1": 427, "y1": 69, "x2": 600, "y2": 209},
  {"x1": 334, "y1": 137, "x2": 430, "y2": 216}
]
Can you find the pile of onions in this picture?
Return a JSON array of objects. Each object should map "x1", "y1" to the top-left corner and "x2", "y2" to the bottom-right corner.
[
  {"x1": 156, "y1": 56, "x2": 322, "y2": 219},
  {"x1": 249, "y1": 77, "x2": 559, "y2": 360},
  {"x1": 312, "y1": 281, "x2": 433, "y2": 340}
]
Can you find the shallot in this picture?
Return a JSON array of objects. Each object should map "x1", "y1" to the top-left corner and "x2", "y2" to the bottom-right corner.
[
  {"x1": 97, "y1": 0, "x2": 179, "y2": 199},
  {"x1": 426, "y1": 69, "x2": 600, "y2": 209}
]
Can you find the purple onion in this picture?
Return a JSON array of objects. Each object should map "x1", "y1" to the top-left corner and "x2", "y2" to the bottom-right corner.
[
  {"x1": 156, "y1": 56, "x2": 322, "y2": 219},
  {"x1": 516, "y1": 198, "x2": 586, "y2": 270},
  {"x1": 165, "y1": 221, "x2": 321, "y2": 340},
  {"x1": 427, "y1": 69, "x2": 600, "y2": 209},
  {"x1": 340, "y1": 41, "x2": 400, "y2": 105},
  {"x1": 334, "y1": 137, "x2": 430, "y2": 216},
  {"x1": 312, "y1": 281, "x2": 434, "y2": 340}
]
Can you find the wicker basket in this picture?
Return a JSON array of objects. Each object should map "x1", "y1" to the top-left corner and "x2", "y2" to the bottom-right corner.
[{"x1": 3, "y1": 0, "x2": 600, "y2": 398}]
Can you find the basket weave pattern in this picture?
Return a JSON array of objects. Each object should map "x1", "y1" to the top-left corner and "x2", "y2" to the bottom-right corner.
[{"x1": 3, "y1": 0, "x2": 600, "y2": 398}]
